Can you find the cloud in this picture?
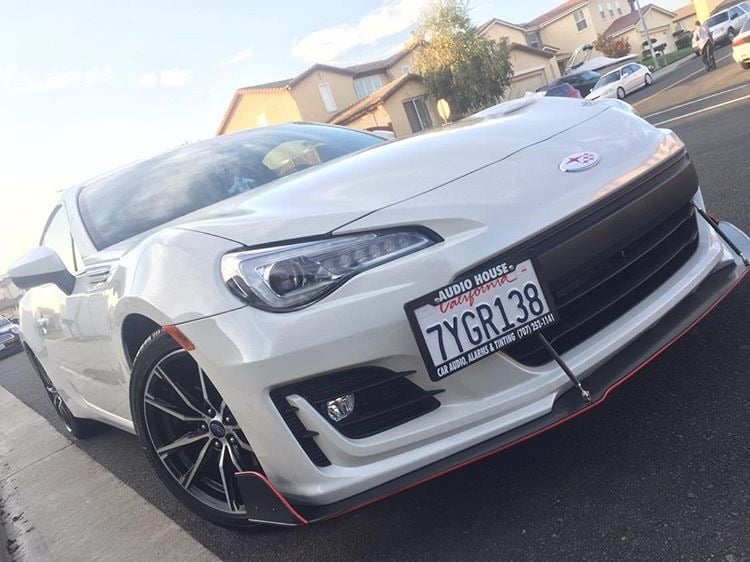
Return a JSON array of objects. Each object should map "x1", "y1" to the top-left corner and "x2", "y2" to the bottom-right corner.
[
  {"x1": 138, "y1": 72, "x2": 158, "y2": 87},
  {"x1": 219, "y1": 47, "x2": 256, "y2": 67},
  {"x1": 0, "y1": 63, "x2": 21, "y2": 86},
  {"x1": 138, "y1": 68, "x2": 192, "y2": 88},
  {"x1": 27, "y1": 66, "x2": 113, "y2": 93},
  {"x1": 292, "y1": 0, "x2": 429, "y2": 63},
  {"x1": 160, "y1": 68, "x2": 192, "y2": 87}
]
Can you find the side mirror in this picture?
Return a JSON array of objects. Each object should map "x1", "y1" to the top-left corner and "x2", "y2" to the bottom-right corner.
[{"x1": 8, "y1": 247, "x2": 75, "y2": 295}]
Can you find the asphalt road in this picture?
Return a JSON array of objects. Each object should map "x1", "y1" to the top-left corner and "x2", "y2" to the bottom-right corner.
[{"x1": 2, "y1": 51, "x2": 750, "y2": 560}]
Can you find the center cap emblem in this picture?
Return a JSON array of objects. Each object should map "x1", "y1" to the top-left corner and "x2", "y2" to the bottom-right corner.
[
  {"x1": 209, "y1": 421, "x2": 226, "y2": 438},
  {"x1": 559, "y1": 151, "x2": 600, "y2": 172}
]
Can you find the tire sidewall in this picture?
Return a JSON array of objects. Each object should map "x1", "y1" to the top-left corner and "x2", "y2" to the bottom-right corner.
[
  {"x1": 617, "y1": 87, "x2": 625, "y2": 99},
  {"x1": 129, "y1": 330, "x2": 255, "y2": 529}
]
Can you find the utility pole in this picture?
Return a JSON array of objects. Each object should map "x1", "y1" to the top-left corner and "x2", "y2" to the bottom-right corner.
[{"x1": 629, "y1": 0, "x2": 660, "y2": 68}]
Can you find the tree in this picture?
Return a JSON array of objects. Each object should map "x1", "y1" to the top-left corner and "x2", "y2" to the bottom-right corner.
[
  {"x1": 413, "y1": 0, "x2": 513, "y2": 118},
  {"x1": 592, "y1": 34, "x2": 632, "y2": 58}
]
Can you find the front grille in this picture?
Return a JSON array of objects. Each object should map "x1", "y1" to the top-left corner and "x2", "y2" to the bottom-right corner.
[
  {"x1": 504, "y1": 202, "x2": 699, "y2": 366},
  {"x1": 272, "y1": 367, "x2": 442, "y2": 466}
]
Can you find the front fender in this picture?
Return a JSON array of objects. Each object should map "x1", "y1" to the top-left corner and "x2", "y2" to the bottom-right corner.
[{"x1": 113, "y1": 228, "x2": 246, "y2": 329}]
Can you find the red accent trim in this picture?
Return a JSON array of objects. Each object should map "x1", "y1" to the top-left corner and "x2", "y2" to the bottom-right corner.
[
  {"x1": 234, "y1": 471, "x2": 309, "y2": 525},
  {"x1": 240, "y1": 268, "x2": 748, "y2": 524}
]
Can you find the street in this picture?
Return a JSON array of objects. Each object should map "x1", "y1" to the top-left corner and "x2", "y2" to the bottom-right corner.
[{"x1": 2, "y1": 49, "x2": 750, "y2": 560}]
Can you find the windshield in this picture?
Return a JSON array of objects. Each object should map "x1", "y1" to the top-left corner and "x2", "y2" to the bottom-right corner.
[
  {"x1": 77, "y1": 124, "x2": 383, "y2": 249},
  {"x1": 594, "y1": 72, "x2": 620, "y2": 89},
  {"x1": 706, "y1": 12, "x2": 729, "y2": 26}
]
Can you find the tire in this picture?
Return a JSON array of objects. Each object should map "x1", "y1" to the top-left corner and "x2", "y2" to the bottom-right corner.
[
  {"x1": 616, "y1": 86, "x2": 626, "y2": 99},
  {"x1": 24, "y1": 345, "x2": 98, "y2": 439},
  {"x1": 644, "y1": 73, "x2": 653, "y2": 86},
  {"x1": 742, "y1": 61, "x2": 750, "y2": 69},
  {"x1": 728, "y1": 28, "x2": 736, "y2": 43},
  {"x1": 130, "y1": 330, "x2": 260, "y2": 528}
]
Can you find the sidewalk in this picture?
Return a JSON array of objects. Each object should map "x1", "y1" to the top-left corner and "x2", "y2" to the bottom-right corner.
[{"x1": 0, "y1": 386, "x2": 218, "y2": 561}]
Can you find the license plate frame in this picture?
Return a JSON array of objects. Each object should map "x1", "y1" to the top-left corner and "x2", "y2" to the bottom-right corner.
[{"x1": 405, "y1": 256, "x2": 559, "y2": 381}]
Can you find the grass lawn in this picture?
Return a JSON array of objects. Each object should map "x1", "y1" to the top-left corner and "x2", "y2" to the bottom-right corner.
[{"x1": 642, "y1": 47, "x2": 695, "y2": 70}]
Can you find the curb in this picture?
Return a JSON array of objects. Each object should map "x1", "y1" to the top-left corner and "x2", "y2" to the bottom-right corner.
[
  {"x1": 651, "y1": 53, "x2": 696, "y2": 78},
  {"x1": 0, "y1": 513, "x2": 11, "y2": 562},
  {"x1": 0, "y1": 386, "x2": 218, "y2": 561}
]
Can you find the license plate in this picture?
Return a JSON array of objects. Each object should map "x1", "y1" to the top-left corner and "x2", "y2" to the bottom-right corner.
[{"x1": 405, "y1": 258, "x2": 558, "y2": 381}]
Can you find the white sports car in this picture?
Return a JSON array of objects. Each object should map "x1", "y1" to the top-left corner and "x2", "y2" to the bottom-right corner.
[{"x1": 10, "y1": 98, "x2": 750, "y2": 528}]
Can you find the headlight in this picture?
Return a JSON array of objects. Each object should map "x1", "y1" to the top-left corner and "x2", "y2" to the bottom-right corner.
[{"x1": 221, "y1": 229, "x2": 437, "y2": 311}]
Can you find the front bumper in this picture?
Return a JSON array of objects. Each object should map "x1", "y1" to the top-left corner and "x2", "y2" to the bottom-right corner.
[{"x1": 235, "y1": 220, "x2": 749, "y2": 525}]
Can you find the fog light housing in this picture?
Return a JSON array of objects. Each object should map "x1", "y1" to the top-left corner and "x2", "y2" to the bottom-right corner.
[{"x1": 326, "y1": 394, "x2": 355, "y2": 422}]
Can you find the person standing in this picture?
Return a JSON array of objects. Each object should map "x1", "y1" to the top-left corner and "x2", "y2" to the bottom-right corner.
[{"x1": 693, "y1": 20, "x2": 715, "y2": 71}]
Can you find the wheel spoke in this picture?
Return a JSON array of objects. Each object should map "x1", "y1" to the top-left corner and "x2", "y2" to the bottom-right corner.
[
  {"x1": 225, "y1": 441, "x2": 244, "y2": 473},
  {"x1": 181, "y1": 439, "x2": 211, "y2": 490},
  {"x1": 154, "y1": 366, "x2": 205, "y2": 416},
  {"x1": 232, "y1": 436, "x2": 254, "y2": 454},
  {"x1": 198, "y1": 367, "x2": 218, "y2": 412},
  {"x1": 145, "y1": 395, "x2": 203, "y2": 423},
  {"x1": 218, "y1": 445, "x2": 241, "y2": 512},
  {"x1": 156, "y1": 432, "x2": 208, "y2": 458}
]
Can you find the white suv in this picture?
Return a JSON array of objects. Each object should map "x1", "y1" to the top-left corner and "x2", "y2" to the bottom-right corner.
[{"x1": 705, "y1": 2, "x2": 750, "y2": 45}]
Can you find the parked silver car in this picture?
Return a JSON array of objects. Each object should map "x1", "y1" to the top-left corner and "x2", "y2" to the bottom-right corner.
[{"x1": 705, "y1": 2, "x2": 750, "y2": 45}]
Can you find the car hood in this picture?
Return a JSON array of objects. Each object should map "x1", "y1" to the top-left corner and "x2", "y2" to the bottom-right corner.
[{"x1": 176, "y1": 98, "x2": 613, "y2": 247}]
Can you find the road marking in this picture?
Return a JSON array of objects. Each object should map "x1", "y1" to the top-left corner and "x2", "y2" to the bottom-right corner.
[
  {"x1": 633, "y1": 53, "x2": 733, "y2": 108},
  {"x1": 644, "y1": 83, "x2": 750, "y2": 118},
  {"x1": 653, "y1": 93, "x2": 750, "y2": 126}
]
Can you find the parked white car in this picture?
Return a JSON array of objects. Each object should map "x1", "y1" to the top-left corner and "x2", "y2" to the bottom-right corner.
[
  {"x1": 9, "y1": 101, "x2": 750, "y2": 528},
  {"x1": 732, "y1": 17, "x2": 750, "y2": 68},
  {"x1": 705, "y1": 2, "x2": 750, "y2": 45},
  {"x1": 585, "y1": 63, "x2": 652, "y2": 100}
]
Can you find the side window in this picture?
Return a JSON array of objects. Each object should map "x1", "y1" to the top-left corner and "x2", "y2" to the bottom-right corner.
[{"x1": 41, "y1": 206, "x2": 83, "y2": 274}]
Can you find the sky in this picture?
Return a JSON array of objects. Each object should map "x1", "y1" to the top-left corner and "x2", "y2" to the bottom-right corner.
[{"x1": 0, "y1": 0, "x2": 688, "y2": 274}]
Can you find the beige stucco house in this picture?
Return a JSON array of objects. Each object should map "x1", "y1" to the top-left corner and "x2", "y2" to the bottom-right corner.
[
  {"x1": 485, "y1": 0, "x2": 679, "y2": 75},
  {"x1": 673, "y1": 3, "x2": 698, "y2": 31},
  {"x1": 477, "y1": 20, "x2": 562, "y2": 96},
  {"x1": 216, "y1": 46, "x2": 439, "y2": 137},
  {"x1": 602, "y1": 4, "x2": 677, "y2": 58},
  {"x1": 0, "y1": 277, "x2": 22, "y2": 318}
]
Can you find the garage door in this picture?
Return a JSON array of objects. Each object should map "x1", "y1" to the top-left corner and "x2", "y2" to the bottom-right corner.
[{"x1": 508, "y1": 70, "x2": 548, "y2": 99}]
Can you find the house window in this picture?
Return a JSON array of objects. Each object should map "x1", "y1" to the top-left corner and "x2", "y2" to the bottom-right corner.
[
  {"x1": 573, "y1": 9, "x2": 588, "y2": 31},
  {"x1": 615, "y1": 1, "x2": 622, "y2": 15},
  {"x1": 526, "y1": 31, "x2": 541, "y2": 48},
  {"x1": 599, "y1": 3, "x2": 605, "y2": 19},
  {"x1": 353, "y1": 75, "x2": 383, "y2": 100},
  {"x1": 401, "y1": 64, "x2": 412, "y2": 75},
  {"x1": 318, "y1": 83, "x2": 337, "y2": 112},
  {"x1": 403, "y1": 97, "x2": 433, "y2": 133},
  {"x1": 607, "y1": 2, "x2": 614, "y2": 17}
]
